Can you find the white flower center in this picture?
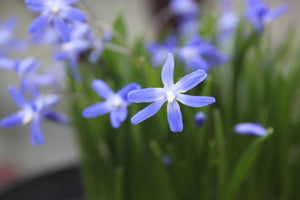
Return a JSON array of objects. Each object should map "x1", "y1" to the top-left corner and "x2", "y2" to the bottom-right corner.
[
  {"x1": 181, "y1": 47, "x2": 197, "y2": 59},
  {"x1": 166, "y1": 91, "x2": 176, "y2": 103},
  {"x1": 51, "y1": 6, "x2": 60, "y2": 14},
  {"x1": 22, "y1": 108, "x2": 34, "y2": 124},
  {"x1": 112, "y1": 95, "x2": 123, "y2": 108}
]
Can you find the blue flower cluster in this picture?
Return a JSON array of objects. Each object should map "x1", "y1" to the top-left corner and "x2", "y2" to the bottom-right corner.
[{"x1": 0, "y1": 0, "x2": 283, "y2": 145}]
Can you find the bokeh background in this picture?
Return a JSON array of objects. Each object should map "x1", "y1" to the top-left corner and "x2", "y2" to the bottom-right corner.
[{"x1": 0, "y1": 0, "x2": 298, "y2": 189}]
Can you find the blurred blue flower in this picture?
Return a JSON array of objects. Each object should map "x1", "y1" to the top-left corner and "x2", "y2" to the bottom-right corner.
[
  {"x1": 194, "y1": 111, "x2": 206, "y2": 127},
  {"x1": 169, "y1": 0, "x2": 199, "y2": 16},
  {"x1": 146, "y1": 35, "x2": 177, "y2": 67},
  {"x1": 31, "y1": 27, "x2": 61, "y2": 44},
  {"x1": 162, "y1": 155, "x2": 172, "y2": 166},
  {"x1": 178, "y1": 36, "x2": 228, "y2": 71},
  {"x1": 0, "y1": 57, "x2": 58, "y2": 96},
  {"x1": 1, "y1": 86, "x2": 67, "y2": 145},
  {"x1": 82, "y1": 80, "x2": 141, "y2": 128},
  {"x1": 0, "y1": 17, "x2": 25, "y2": 56},
  {"x1": 25, "y1": 0, "x2": 87, "y2": 41},
  {"x1": 245, "y1": 0, "x2": 288, "y2": 32},
  {"x1": 103, "y1": 30, "x2": 112, "y2": 42},
  {"x1": 128, "y1": 53, "x2": 215, "y2": 132},
  {"x1": 217, "y1": 0, "x2": 238, "y2": 43},
  {"x1": 234, "y1": 123, "x2": 267, "y2": 137}
]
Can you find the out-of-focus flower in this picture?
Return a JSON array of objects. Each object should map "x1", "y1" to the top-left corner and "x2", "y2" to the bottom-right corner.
[
  {"x1": 128, "y1": 53, "x2": 215, "y2": 132},
  {"x1": 245, "y1": 0, "x2": 288, "y2": 32},
  {"x1": 25, "y1": 0, "x2": 87, "y2": 41},
  {"x1": 0, "y1": 57, "x2": 58, "y2": 95},
  {"x1": 31, "y1": 27, "x2": 61, "y2": 44},
  {"x1": 103, "y1": 30, "x2": 112, "y2": 42},
  {"x1": 0, "y1": 18, "x2": 25, "y2": 56},
  {"x1": 217, "y1": 0, "x2": 238, "y2": 43},
  {"x1": 169, "y1": 0, "x2": 199, "y2": 16},
  {"x1": 1, "y1": 86, "x2": 67, "y2": 145},
  {"x1": 146, "y1": 35, "x2": 177, "y2": 67},
  {"x1": 178, "y1": 36, "x2": 228, "y2": 71},
  {"x1": 194, "y1": 111, "x2": 206, "y2": 127},
  {"x1": 162, "y1": 155, "x2": 171, "y2": 166},
  {"x1": 82, "y1": 80, "x2": 141, "y2": 128},
  {"x1": 234, "y1": 123, "x2": 267, "y2": 137}
]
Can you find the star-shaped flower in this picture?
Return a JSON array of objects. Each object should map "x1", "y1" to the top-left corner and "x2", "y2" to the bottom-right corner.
[
  {"x1": 146, "y1": 35, "x2": 177, "y2": 67},
  {"x1": 82, "y1": 80, "x2": 141, "y2": 128},
  {"x1": 1, "y1": 86, "x2": 67, "y2": 145},
  {"x1": 128, "y1": 53, "x2": 215, "y2": 132},
  {"x1": 245, "y1": 0, "x2": 288, "y2": 32},
  {"x1": 26, "y1": 0, "x2": 87, "y2": 41},
  {"x1": 178, "y1": 36, "x2": 228, "y2": 71}
]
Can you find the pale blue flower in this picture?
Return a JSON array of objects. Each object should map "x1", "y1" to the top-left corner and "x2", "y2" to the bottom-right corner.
[
  {"x1": 146, "y1": 35, "x2": 177, "y2": 67},
  {"x1": 169, "y1": 0, "x2": 199, "y2": 16},
  {"x1": 234, "y1": 123, "x2": 267, "y2": 137},
  {"x1": 26, "y1": 0, "x2": 87, "y2": 41},
  {"x1": 128, "y1": 53, "x2": 215, "y2": 132},
  {"x1": 178, "y1": 36, "x2": 228, "y2": 71},
  {"x1": 82, "y1": 80, "x2": 141, "y2": 128},
  {"x1": 1, "y1": 86, "x2": 67, "y2": 145},
  {"x1": 245, "y1": 0, "x2": 288, "y2": 32}
]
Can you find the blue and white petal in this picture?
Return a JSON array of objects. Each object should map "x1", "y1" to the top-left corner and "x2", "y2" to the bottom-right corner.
[
  {"x1": 167, "y1": 101, "x2": 183, "y2": 132},
  {"x1": 177, "y1": 94, "x2": 215, "y2": 107},
  {"x1": 128, "y1": 88, "x2": 166, "y2": 103},
  {"x1": 131, "y1": 99, "x2": 166, "y2": 125}
]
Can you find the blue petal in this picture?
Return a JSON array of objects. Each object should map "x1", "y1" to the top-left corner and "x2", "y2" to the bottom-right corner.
[
  {"x1": 64, "y1": 7, "x2": 87, "y2": 22},
  {"x1": 128, "y1": 88, "x2": 165, "y2": 103},
  {"x1": 177, "y1": 94, "x2": 215, "y2": 107},
  {"x1": 0, "y1": 58, "x2": 15, "y2": 70},
  {"x1": 110, "y1": 107, "x2": 128, "y2": 128},
  {"x1": 25, "y1": 0, "x2": 45, "y2": 11},
  {"x1": 53, "y1": 17, "x2": 70, "y2": 41},
  {"x1": 131, "y1": 99, "x2": 165, "y2": 125},
  {"x1": 28, "y1": 14, "x2": 50, "y2": 33},
  {"x1": 267, "y1": 3, "x2": 288, "y2": 21},
  {"x1": 32, "y1": 74, "x2": 56, "y2": 86},
  {"x1": 69, "y1": 57, "x2": 81, "y2": 81},
  {"x1": 82, "y1": 102, "x2": 110, "y2": 118},
  {"x1": 161, "y1": 53, "x2": 175, "y2": 88},
  {"x1": 174, "y1": 69, "x2": 207, "y2": 93},
  {"x1": 44, "y1": 111, "x2": 68, "y2": 125},
  {"x1": 55, "y1": 51, "x2": 69, "y2": 61},
  {"x1": 117, "y1": 83, "x2": 141, "y2": 103},
  {"x1": 1, "y1": 111, "x2": 28, "y2": 128},
  {"x1": 30, "y1": 117, "x2": 45, "y2": 145},
  {"x1": 92, "y1": 79, "x2": 114, "y2": 99},
  {"x1": 16, "y1": 57, "x2": 39, "y2": 75},
  {"x1": 234, "y1": 123, "x2": 267, "y2": 137},
  {"x1": 64, "y1": 0, "x2": 80, "y2": 5},
  {"x1": 167, "y1": 101, "x2": 183, "y2": 132},
  {"x1": 8, "y1": 85, "x2": 26, "y2": 108}
]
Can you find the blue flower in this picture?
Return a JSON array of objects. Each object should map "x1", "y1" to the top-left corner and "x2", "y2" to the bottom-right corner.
[
  {"x1": 0, "y1": 57, "x2": 58, "y2": 96},
  {"x1": 128, "y1": 53, "x2": 215, "y2": 132},
  {"x1": 245, "y1": 0, "x2": 288, "y2": 32},
  {"x1": 1, "y1": 86, "x2": 67, "y2": 145},
  {"x1": 25, "y1": 0, "x2": 87, "y2": 41},
  {"x1": 146, "y1": 35, "x2": 177, "y2": 67},
  {"x1": 234, "y1": 123, "x2": 267, "y2": 137},
  {"x1": 162, "y1": 155, "x2": 171, "y2": 166},
  {"x1": 178, "y1": 36, "x2": 228, "y2": 71},
  {"x1": 0, "y1": 17, "x2": 25, "y2": 56},
  {"x1": 217, "y1": 0, "x2": 238, "y2": 43},
  {"x1": 82, "y1": 80, "x2": 141, "y2": 128},
  {"x1": 31, "y1": 27, "x2": 61, "y2": 44},
  {"x1": 169, "y1": 0, "x2": 199, "y2": 16},
  {"x1": 194, "y1": 111, "x2": 206, "y2": 127}
]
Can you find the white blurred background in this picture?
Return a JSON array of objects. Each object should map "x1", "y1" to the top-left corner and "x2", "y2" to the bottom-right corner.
[{"x1": 0, "y1": 0, "x2": 298, "y2": 188}]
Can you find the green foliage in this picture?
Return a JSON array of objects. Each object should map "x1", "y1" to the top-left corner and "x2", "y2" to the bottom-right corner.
[{"x1": 69, "y1": 11, "x2": 300, "y2": 200}]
